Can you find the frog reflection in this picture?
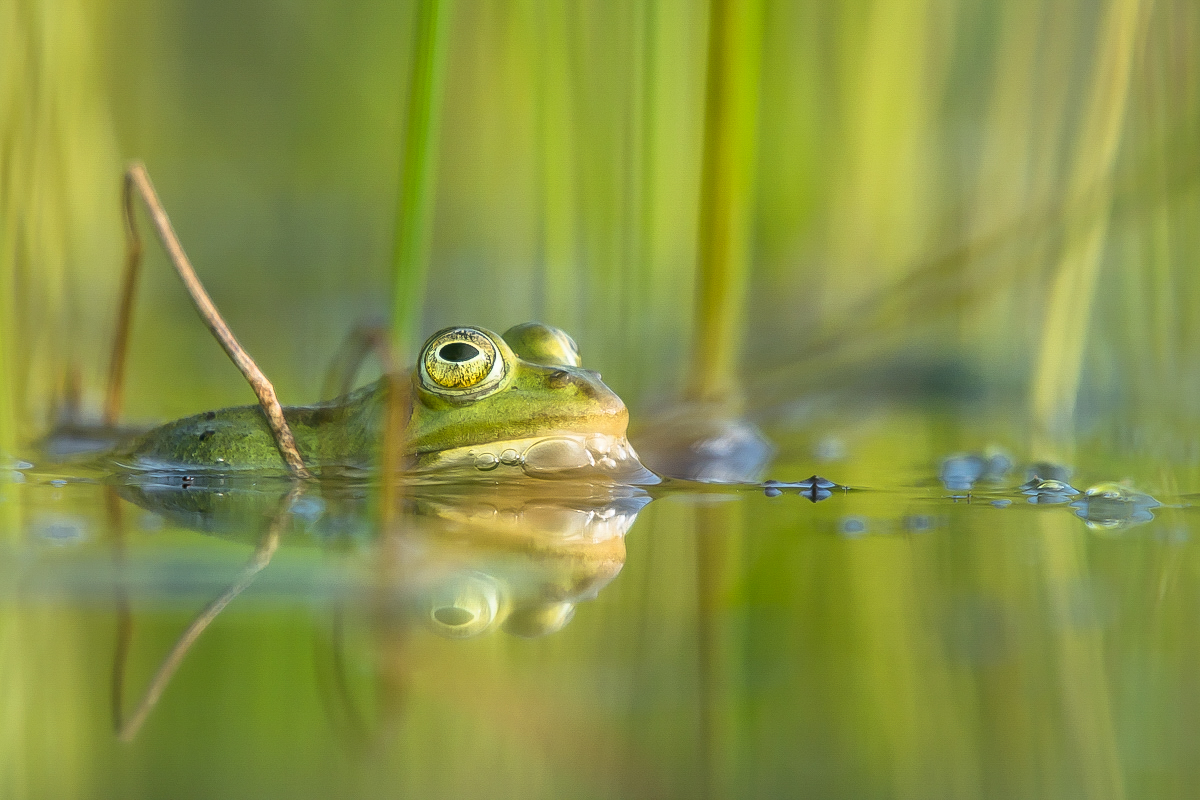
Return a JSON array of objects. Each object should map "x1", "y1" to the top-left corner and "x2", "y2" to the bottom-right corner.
[
  {"x1": 117, "y1": 477, "x2": 648, "y2": 638},
  {"x1": 111, "y1": 478, "x2": 650, "y2": 739},
  {"x1": 382, "y1": 485, "x2": 645, "y2": 639}
]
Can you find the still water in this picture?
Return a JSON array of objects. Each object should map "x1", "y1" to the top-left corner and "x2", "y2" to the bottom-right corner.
[{"x1": 2, "y1": 407, "x2": 1197, "y2": 800}]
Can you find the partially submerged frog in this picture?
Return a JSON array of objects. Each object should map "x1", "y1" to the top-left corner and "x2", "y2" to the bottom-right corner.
[{"x1": 114, "y1": 322, "x2": 659, "y2": 484}]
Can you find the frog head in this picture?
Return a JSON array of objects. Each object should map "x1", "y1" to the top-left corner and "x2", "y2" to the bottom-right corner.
[{"x1": 404, "y1": 323, "x2": 657, "y2": 483}]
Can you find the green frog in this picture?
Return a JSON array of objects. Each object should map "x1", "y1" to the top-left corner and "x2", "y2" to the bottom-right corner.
[{"x1": 112, "y1": 322, "x2": 658, "y2": 483}]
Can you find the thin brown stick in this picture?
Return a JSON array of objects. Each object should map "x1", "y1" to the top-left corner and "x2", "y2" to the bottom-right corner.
[
  {"x1": 113, "y1": 484, "x2": 300, "y2": 741},
  {"x1": 119, "y1": 162, "x2": 311, "y2": 478},
  {"x1": 102, "y1": 174, "x2": 143, "y2": 427}
]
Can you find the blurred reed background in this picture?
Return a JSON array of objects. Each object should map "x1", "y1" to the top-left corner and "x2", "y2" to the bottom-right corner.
[
  {"x1": 1, "y1": 0, "x2": 1197, "y2": 453},
  {"x1": 3, "y1": 4, "x2": 1200, "y2": 799}
]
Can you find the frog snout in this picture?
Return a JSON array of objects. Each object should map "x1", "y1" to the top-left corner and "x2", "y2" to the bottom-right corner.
[{"x1": 548, "y1": 368, "x2": 603, "y2": 389}]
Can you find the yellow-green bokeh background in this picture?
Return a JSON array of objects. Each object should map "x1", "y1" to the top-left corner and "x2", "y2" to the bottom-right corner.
[
  {"x1": 3, "y1": 2, "x2": 1200, "y2": 800},
  {"x1": 3, "y1": 0, "x2": 1197, "y2": 443}
]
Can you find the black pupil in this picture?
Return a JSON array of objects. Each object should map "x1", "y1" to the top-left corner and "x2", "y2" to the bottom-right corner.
[
  {"x1": 434, "y1": 607, "x2": 474, "y2": 626},
  {"x1": 440, "y1": 342, "x2": 480, "y2": 362}
]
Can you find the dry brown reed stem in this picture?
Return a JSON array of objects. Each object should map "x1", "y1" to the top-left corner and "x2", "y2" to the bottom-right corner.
[
  {"x1": 111, "y1": 162, "x2": 312, "y2": 479},
  {"x1": 102, "y1": 174, "x2": 143, "y2": 427},
  {"x1": 113, "y1": 484, "x2": 300, "y2": 742}
]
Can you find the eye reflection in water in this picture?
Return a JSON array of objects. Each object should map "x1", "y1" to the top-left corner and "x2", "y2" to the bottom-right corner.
[{"x1": 108, "y1": 476, "x2": 652, "y2": 741}]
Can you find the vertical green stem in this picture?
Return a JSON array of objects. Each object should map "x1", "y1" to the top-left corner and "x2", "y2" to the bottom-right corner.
[
  {"x1": 0, "y1": 156, "x2": 15, "y2": 465},
  {"x1": 534, "y1": 0, "x2": 578, "y2": 331},
  {"x1": 687, "y1": 0, "x2": 763, "y2": 405},
  {"x1": 391, "y1": 0, "x2": 454, "y2": 356}
]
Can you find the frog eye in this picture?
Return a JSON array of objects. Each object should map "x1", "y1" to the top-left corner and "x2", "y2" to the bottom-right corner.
[{"x1": 420, "y1": 328, "x2": 506, "y2": 393}]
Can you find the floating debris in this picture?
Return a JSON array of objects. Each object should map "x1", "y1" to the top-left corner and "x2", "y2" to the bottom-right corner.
[
  {"x1": 761, "y1": 475, "x2": 841, "y2": 503},
  {"x1": 1070, "y1": 482, "x2": 1159, "y2": 531},
  {"x1": 1019, "y1": 477, "x2": 1080, "y2": 505},
  {"x1": 798, "y1": 475, "x2": 837, "y2": 503}
]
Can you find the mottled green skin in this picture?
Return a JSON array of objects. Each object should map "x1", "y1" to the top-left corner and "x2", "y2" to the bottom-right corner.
[{"x1": 117, "y1": 324, "x2": 627, "y2": 473}]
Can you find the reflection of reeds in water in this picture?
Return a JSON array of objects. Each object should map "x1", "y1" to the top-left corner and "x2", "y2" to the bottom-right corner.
[{"x1": 1036, "y1": 511, "x2": 1127, "y2": 800}]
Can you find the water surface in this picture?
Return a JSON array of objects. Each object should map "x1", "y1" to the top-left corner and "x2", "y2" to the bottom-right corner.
[{"x1": 3, "y1": 406, "x2": 1197, "y2": 800}]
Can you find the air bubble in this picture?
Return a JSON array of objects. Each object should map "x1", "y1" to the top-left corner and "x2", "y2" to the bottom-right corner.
[
  {"x1": 522, "y1": 438, "x2": 593, "y2": 475},
  {"x1": 474, "y1": 452, "x2": 499, "y2": 471},
  {"x1": 585, "y1": 435, "x2": 611, "y2": 456}
]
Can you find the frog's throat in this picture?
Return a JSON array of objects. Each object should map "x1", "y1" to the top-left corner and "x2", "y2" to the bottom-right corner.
[{"x1": 413, "y1": 432, "x2": 660, "y2": 485}]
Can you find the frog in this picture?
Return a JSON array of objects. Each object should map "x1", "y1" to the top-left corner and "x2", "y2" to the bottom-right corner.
[{"x1": 112, "y1": 322, "x2": 659, "y2": 484}]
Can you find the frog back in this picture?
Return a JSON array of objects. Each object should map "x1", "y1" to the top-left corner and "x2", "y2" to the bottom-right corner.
[{"x1": 114, "y1": 382, "x2": 387, "y2": 473}]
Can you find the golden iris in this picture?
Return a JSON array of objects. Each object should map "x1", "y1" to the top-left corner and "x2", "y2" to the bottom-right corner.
[{"x1": 422, "y1": 328, "x2": 499, "y2": 389}]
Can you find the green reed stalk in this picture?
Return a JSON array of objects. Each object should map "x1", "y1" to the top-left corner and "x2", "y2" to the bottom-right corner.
[
  {"x1": 1030, "y1": 0, "x2": 1147, "y2": 445},
  {"x1": 0, "y1": 124, "x2": 16, "y2": 465},
  {"x1": 686, "y1": 0, "x2": 763, "y2": 404},
  {"x1": 533, "y1": 0, "x2": 578, "y2": 332},
  {"x1": 390, "y1": 0, "x2": 453, "y2": 355}
]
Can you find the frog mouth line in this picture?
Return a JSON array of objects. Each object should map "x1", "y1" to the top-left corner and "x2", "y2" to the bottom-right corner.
[{"x1": 416, "y1": 433, "x2": 661, "y2": 485}]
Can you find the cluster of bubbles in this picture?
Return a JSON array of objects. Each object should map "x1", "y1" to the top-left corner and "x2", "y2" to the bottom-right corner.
[
  {"x1": 759, "y1": 450, "x2": 1168, "y2": 537},
  {"x1": 939, "y1": 451, "x2": 1162, "y2": 532}
]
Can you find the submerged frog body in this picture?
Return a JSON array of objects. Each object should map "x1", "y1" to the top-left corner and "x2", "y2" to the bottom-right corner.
[{"x1": 117, "y1": 322, "x2": 658, "y2": 483}]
